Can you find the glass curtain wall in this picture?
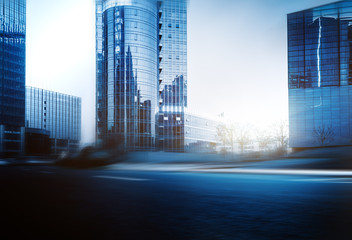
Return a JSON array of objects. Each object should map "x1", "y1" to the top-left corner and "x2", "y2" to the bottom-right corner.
[
  {"x1": 96, "y1": 0, "x2": 158, "y2": 151},
  {"x1": 288, "y1": 1, "x2": 352, "y2": 89},
  {"x1": 157, "y1": 0, "x2": 187, "y2": 152},
  {"x1": 0, "y1": 0, "x2": 26, "y2": 155},
  {"x1": 288, "y1": 0, "x2": 352, "y2": 148},
  {"x1": 26, "y1": 87, "x2": 81, "y2": 154}
]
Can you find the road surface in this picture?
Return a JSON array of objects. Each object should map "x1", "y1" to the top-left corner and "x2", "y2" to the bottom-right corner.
[{"x1": 0, "y1": 165, "x2": 352, "y2": 239}]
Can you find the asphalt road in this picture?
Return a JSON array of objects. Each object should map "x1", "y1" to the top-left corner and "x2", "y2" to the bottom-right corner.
[{"x1": 1, "y1": 165, "x2": 352, "y2": 239}]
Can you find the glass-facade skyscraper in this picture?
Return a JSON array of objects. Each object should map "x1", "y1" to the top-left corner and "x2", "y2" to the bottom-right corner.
[
  {"x1": 0, "y1": 0, "x2": 26, "y2": 156},
  {"x1": 157, "y1": 0, "x2": 188, "y2": 152},
  {"x1": 96, "y1": 0, "x2": 187, "y2": 151},
  {"x1": 96, "y1": 0, "x2": 158, "y2": 151},
  {"x1": 288, "y1": 0, "x2": 352, "y2": 148}
]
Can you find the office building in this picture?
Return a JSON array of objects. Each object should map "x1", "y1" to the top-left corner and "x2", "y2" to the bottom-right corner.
[
  {"x1": 288, "y1": 0, "x2": 352, "y2": 148},
  {"x1": 160, "y1": 109, "x2": 218, "y2": 153},
  {"x1": 96, "y1": 0, "x2": 159, "y2": 151},
  {"x1": 157, "y1": 0, "x2": 188, "y2": 151},
  {"x1": 0, "y1": 0, "x2": 26, "y2": 156},
  {"x1": 158, "y1": 75, "x2": 186, "y2": 152},
  {"x1": 96, "y1": 0, "x2": 188, "y2": 151},
  {"x1": 25, "y1": 87, "x2": 81, "y2": 155}
]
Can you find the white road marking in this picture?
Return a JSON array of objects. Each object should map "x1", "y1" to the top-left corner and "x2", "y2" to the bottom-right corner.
[
  {"x1": 93, "y1": 175, "x2": 151, "y2": 182},
  {"x1": 189, "y1": 169, "x2": 352, "y2": 177},
  {"x1": 291, "y1": 178, "x2": 352, "y2": 184}
]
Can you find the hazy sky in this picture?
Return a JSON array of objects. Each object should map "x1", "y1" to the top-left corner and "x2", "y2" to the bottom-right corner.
[{"x1": 26, "y1": 0, "x2": 335, "y2": 144}]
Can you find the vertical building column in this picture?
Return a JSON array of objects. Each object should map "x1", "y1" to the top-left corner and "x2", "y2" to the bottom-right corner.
[{"x1": 0, "y1": 125, "x2": 4, "y2": 154}]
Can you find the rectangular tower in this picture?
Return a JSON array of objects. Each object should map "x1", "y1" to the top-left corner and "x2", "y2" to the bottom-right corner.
[
  {"x1": 0, "y1": 0, "x2": 26, "y2": 156},
  {"x1": 157, "y1": 0, "x2": 188, "y2": 152},
  {"x1": 288, "y1": 0, "x2": 352, "y2": 148}
]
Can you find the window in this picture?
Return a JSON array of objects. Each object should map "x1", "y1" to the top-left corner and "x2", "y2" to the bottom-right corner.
[
  {"x1": 168, "y1": 34, "x2": 171, "y2": 38},
  {"x1": 164, "y1": 117, "x2": 169, "y2": 121},
  {"x1": 176, "y1": 24, "x2": 180, "y2": 28},
  {"x1": 168, "y1": 23, "x2": 172, "y2": 28}
]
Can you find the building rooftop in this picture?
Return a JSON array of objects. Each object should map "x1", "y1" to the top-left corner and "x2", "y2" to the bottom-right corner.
[{"x1": 288, "y1": 0, "x2": 347, "y2": 15}]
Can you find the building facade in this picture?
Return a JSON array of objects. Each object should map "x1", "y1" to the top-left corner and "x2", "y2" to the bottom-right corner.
[
  {"x1": 157, "y1": 0, "x2": 188, "y2": 151},
  {"x1": 159, "y1": 110, "x2": 218, "y2": 153},
  {"x1": 96, "y1": 0, "x2": 188, "y2": 151},
  {"x1": 96, "y1": 0, "x2": 159, "y2": 151},
  {"x1": 184, "y1": 112, "x2": 218, "y2": 153},
  {"x1": 0, "y1": 0, "x2": 26, "y2": 156},
  {"x1": 288, "y1": 0, "x2": 352, "y2": 148},
  {"x1": 25, "y1": 87, "x2": 81, "y2": 155}
]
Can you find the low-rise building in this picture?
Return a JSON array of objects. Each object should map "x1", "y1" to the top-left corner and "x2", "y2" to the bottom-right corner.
[
  {"x1": 158, "y1": 110, "x2": 219, "y2": 153},
  {"x1": 25, "y1": 86, "x2": 81, "y2": 155}
]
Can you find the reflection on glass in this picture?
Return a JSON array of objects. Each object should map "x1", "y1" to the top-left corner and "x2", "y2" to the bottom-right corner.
[
  {"x1": 0, "y1": 0, "x2": 26, "y2": 155},
  {"x1": 288, "y1": 1, "x2": 352, "y2": 148},
  {"x1": 96, "y1": 0, "x2": 158, "y2": 151},
  {"x1": 288, "y1": 3, "x2": 352, "y2": 89}
]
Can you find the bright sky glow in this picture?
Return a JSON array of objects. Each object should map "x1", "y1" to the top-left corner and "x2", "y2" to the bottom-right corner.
[{"x1": 26, "y1": 0, "x2": 335, "y2": 144}]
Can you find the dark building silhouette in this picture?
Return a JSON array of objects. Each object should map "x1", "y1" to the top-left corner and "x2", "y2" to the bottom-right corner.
[{"x1": 25, "y1": 128, "x2": 50, "y2": 156}]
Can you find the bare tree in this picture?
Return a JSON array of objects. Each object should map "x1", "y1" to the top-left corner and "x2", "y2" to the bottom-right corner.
[
  {"x1": 226, "y1": 122, "x2": 236, "y2": 153},
  {"x1": 313, "y1": 125, "x2": 335, "y2": 146},
  {"x1": 216, "y1": 123, "x2": 229, "y2": 153},
  {"x1": 235, "y1": 124, "x2": 251, "y2": 154},
  {"x1": 272, "y1": 120, "x2": 289, "y2": 151},
  {"x1": 216, "y1": 122, "x2": 253, "y2": 154},
  {"x1": 256, "y1": 131, "x2": 272, "y2": 151}
]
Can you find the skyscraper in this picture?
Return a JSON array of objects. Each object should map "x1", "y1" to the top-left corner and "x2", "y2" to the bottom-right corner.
[
  {"x1": 96, "y1": 0, "x2": 187, "y2": 151},
  {"x1": 288, "y1": 0, "x2": 352, "y2": 148},
  {"x1": 0, "y1": 0, "x2": 26, "y2": 156},
  {"x1": 157, "y1": 0, "x2": 188, "y2": 152}
]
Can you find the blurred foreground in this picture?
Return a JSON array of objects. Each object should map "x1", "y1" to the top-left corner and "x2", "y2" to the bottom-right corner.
[{"x1": 1, "y1": 148, "x2": 352, "y2": 239}]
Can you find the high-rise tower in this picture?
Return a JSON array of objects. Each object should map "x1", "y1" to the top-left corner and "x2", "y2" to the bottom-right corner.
[
  {"x1": 0, "y1": 0, "x2": 26, "y2": 156},
  {"x1": 96, "y1": 0, "x2": 187, "y2": 151},
  {"x1": 157, "y1": 0, "x2": 188, "y2": 152},
  {"x1": 96, "y1": 0, "x2": 159, "y2": 150}
]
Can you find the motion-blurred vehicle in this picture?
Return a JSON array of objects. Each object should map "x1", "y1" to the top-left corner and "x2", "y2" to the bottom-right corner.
[{"x1": 56, "y1": 146, "x2": 126, "y2": 168}]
